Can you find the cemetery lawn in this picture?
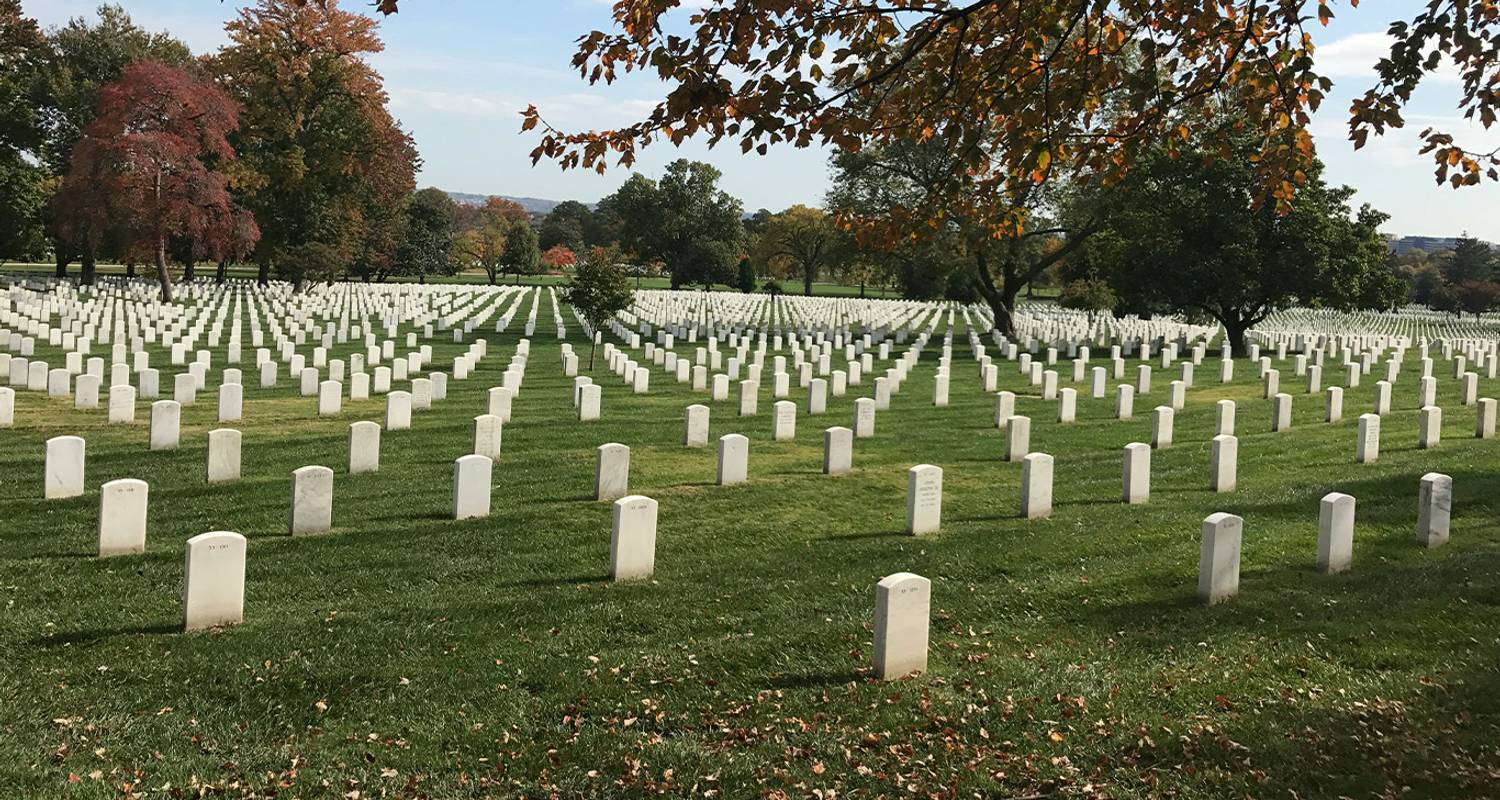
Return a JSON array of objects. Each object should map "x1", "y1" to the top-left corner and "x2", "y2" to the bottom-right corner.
[{"x1": 3, "y1": 298, "x2": 1499, "y2": 798}]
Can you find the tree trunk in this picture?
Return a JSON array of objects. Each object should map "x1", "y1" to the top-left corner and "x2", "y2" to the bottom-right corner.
[
  {"x1": 125, "y1": 261, "x2": 137, "y2": 278},
  {"x1": 216, "y1": 259, "x2": 228, "y2": 283},
  {"x1": 155, "y1": 236, "x2": 174, "y2": 303},
  {"x1": 1220, "y1": 317, "x2": 1250, "y2": 357},
  {"x1": 80, "y1": 252, "x2": 97, "y2": 286},
  {"x1": 182, "y1": 259, "x2": 196, "y2": 282},
  {"x1": 589, "y1": 339, "x2": 597, "y2": 371},
  {"x1": 970, "y1": 251, "x2": 1018, "y2": 339},
  {"x1": 54, "y1": 251, "x2": 70, "y2": 279},
  {"x1": 803, "y1": 266, "x2": 814, "y2": 296},
  {"x1": 257, "y1": 260, "x2": 270, "y2": 286}
]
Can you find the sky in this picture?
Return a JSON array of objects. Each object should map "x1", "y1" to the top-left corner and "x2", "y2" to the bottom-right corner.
[{"x1": 29, "y1": 0, "x2": 1500, "y2": 238}]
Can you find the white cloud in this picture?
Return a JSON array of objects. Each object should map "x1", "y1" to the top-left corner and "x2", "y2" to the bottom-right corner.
[{"x1": 1315, "y1": 30, "x2": 1461, "y2": 83}]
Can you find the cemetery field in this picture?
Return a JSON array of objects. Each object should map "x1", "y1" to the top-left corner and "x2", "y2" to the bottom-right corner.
[{"x1": 3, "y1": 290, "x2": 1500, "y2": 799}]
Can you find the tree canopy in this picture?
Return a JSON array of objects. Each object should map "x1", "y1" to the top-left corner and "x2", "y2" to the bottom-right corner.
[
  {"x1": 54, "y1": 60, "x2": 254, "y2": 302},
  {"x1": 510, "y1": 0, "x2": 1500, "y2": 237},
  {"x1": 213, "y1": 0, "x2": 417, "y2": 286},
  {"x1": 602, "y1": 159, "x2": 743, "y2": 289},
  {"x1": 1073, "y1": 136, "x2": 1405, "y2": 352}
]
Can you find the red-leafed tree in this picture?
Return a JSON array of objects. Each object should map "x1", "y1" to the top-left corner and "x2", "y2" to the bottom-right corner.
[
  {"x1": 55, "y1": 60, "x2": 255, "y2": 301},
  {"x1": 540, "y1": 244, "x2": 576, "y2": 271}
]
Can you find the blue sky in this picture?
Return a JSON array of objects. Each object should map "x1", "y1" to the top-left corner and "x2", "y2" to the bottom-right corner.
[{"x1": 30, "y1": 0, "x2": 1500, "y2": 238}]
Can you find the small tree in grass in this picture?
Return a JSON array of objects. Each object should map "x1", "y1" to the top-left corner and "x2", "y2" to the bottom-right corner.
[
  {"x1": 735, "y1": 256, "x2": 755, "y2": 292},
  {"x1": 565, "y1": 245, "x2": 634, "y2": 370}
]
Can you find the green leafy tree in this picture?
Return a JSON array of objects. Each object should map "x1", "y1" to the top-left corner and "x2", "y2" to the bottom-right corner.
[
  {"x1": 603, "y1": 160, "x2": 743, "y2": 289},
  {"x1": 499, "y1": 218, "x2": 539, "y2": 283},
  {"x1": 564, "y1": 245, "x2": 634, "y2": 370},
  {"x1": 396, "y1": 187, "x2": 458, "y2": 284},
  {"x1": 1058, "y1": 277, "x2": 1119, "y2": 320},
  {"x1": 1442, "y1": 236, "x2": 1495, "y2": 284},
  {"x1": 1087, "y1": 137, "x2": 1406, "y2": 353},
  {"x1": 538, "y1": 200, "x2": 599, "y2": 252},
  {"x1": 0, "y1": 1, "x2": 47, "y2": 262},
  {"x1": 753, "y1": 204, "x2": 835, "y2": 296},
  {"x1": 735, "y1": 256, "x2": 755, "y2": 293}
]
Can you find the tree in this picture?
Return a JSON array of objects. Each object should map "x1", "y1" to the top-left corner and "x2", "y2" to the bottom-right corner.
[
  {"x1": 0, "y1": 1, "x2": 47, "y2": 262},
  {"x1": 1450, "y1": 280, "x2": 1500, "y2": 318},
  {"x1": 754, "y1": 205, "x2": 835, "y2": 296},
  {"x1": 1442, "y1": 236, "x2": 1496, "y2": 284},
  {"x1": 563, "y1": 245, "x2": 633, "y2": 370},
  {"x1": 214, "y1": 0, "x2": 416, "y2": 287},
  {"x1": 538, "y1": 200, "x2": 599, "y2": 252},
  {"x1": 396, "y1": 187, "x2": 457, "y2": 284},
  {"x1": 498, "y1": 218, "x2": 539, "y2": 283},
  {"x1": 540, "y1": 244, "x2": 576, "y2": 271},
  {"x1": 517, "y1": 1, "x2": 1500, "y2": 225},
  {"x1": 1085, "y1": 134, "x2": 1405, "y2": 353},
  {"x1": 1058, "y1": 277, "x2": 1118, "y2": 320},
  {"x1": 827, "y1": 137, "x2": 1094, "y2": 334},
  {"x1": 735, "y1": 256, "x2": 755, "y2": 293},
  {"x1": 56, "y1": 60, "x2": 253, "y2": 302},
  {"x1": 602, "y1": 160, "x2": 743, "y2": 289},
  {"x1": 456, "y1": 197, "x2": 527, "y2": 285},
  {"x1": 35, "y1": 4, "x2": 191, "y2": 280}
]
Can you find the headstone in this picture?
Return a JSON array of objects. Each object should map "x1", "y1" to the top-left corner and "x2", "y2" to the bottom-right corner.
[
  {"x1": 318, "y1": 380, "x2": 342, "y2": 416},
  {"x1": 1004, "y1": 415, "x2": 1032, "y2": 462},
  {"x1": 852, "y1": 397, "x2": 875, "y2": 438},
  {"x1": 348, "y1": 421, "x2": 381, "y2": 473},
  {"x1": 487, "y1": 386, "x2": 514, "y2": 422},
  {"x1": 1477, "y1": 397, "x2": 1497, "y2": 439},
  {"x1": 218, "y1": 382, "x2": 243, "y2": 422},
  {"x1": 1416, "y1": 473, "x2": 1452, "y2": 548},
  {"x1": 98, "y1": 478, "x2": 148, "y2": 556},
  {"x1": 579, "y1": 384, "x2": 601, "y2": 421},
  {"x1": 289, "y1": 465, "x2": 334, "y2": 535},
  {"x1": 1356, "y1": 413, "x2": 1380, "y2": 463},
  {"x1": 994, "y1": 391, "x2": 1015, "y2": 428},
  {"x1": 1115, "y1": 384, "x2": 1134, "y2": 419},
  {"x1": 1198, "y1": 512, "x2": 1243, "y2": 605},
  {"x1": 906, "y1": 464, "x2": 942, "y2": 535},
  {"x1": 1271, "y1": 392, "x2": 1292, "y2": 432},
  {"x1": 1215, "y1": 399, "x2": 1235, "y2": 436},
  {"x1": 1325, "y1": 386, "x2": 1343, "y2": 423},
  {"x1": 772, "y1": 400, "x2": 797, "y2": 441},
  {"x1": 149, "y1": 400, "x2": 181, "y2": 451},
  {"x1": 610, "y1": 495, "x2": 658, "y2": 581},
  {"x1": 873, "y1": 572, "x2": 930, "y2": 680},
  {"x1": 182, "y1": 531, "x2": 246, "y2": 631},
  {"x1": 595, "y1": 442, "x2": 630, "y2": 501},
  {"x1": 1210, "y1": 434, "x2": 1237, "y2": 492},
  {"x1": 717, "y1": 433, "x2": 749, "y2": 485},
  {"x1": 0, "y1": 386, "x2": 12, "y2": 427},
  {"x1": 684, "y1": 404, "x2": 710, "y2": 446},
  {"x1": 823, "y1": 426, "x2": 853, "y2": 475},
  {"x1": 474, "y1": 414, "x2": 504, "y2": 459},
  {"x1": 1317, "y1": 492, "x2": 1355, "y2": 574},
  {"x1": 385, "y1": 390, "x2": 412, "y2": 430},
  {"x1": 1020, "y1": 453, "x2": 1053, "y2": 520},
  {"x1": 1151, "y1": 406, "x2": 1174, "y2": 449},
  {"x1": 1122, "y1": 442, "x2": 1150, "y2": 504},
  {"x1": 1418, "y1": 405, "x2": 1441, "y2": 449},
  {"x1": 452, "y1": 454, "x2": 493, "y2": 520},
  {"x1": 206, "y1": 428, "x2": 242, "y2": 483}
]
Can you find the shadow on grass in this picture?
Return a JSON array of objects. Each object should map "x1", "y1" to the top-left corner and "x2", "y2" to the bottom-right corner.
[
  {"x1": 30, "y1": 621, "x2": 180, "y2": 648},
  {"x1": 500, "y1": 573, "x2": 609, "y2": 589},
  {"x1": 762, "y1": 669, "x2": 866, "y2": 690}
]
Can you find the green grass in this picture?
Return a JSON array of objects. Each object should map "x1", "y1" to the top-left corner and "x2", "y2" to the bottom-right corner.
[
  {"x1": 2, "y1": 293, "x2": 1498, "y2": 798},
  {"x1": 0, "y1": 262, "x2": 910, "y2": 298}
]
